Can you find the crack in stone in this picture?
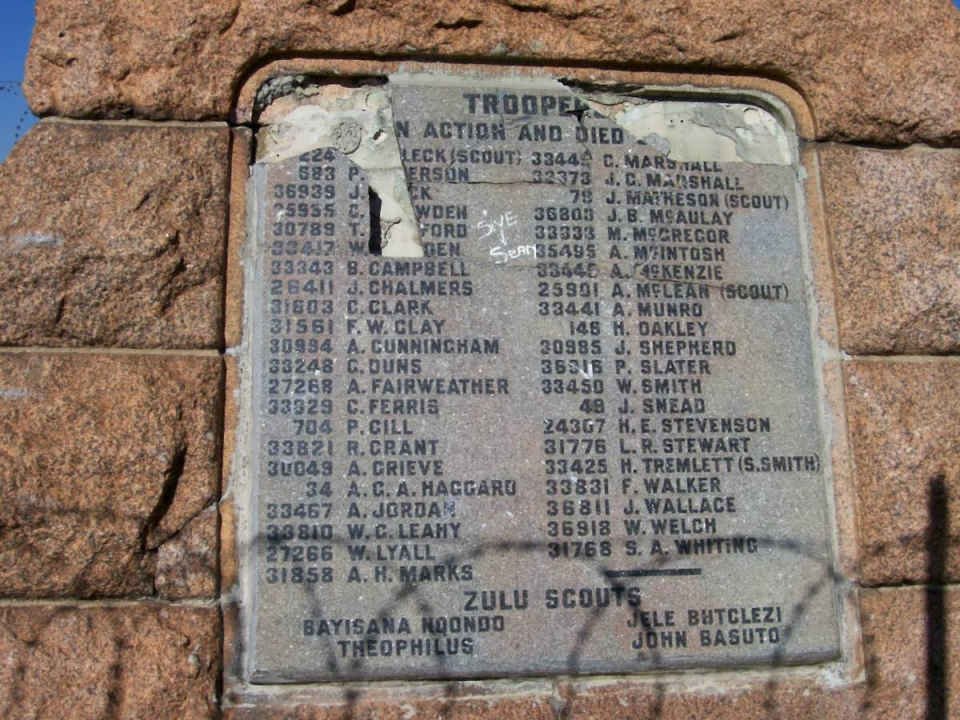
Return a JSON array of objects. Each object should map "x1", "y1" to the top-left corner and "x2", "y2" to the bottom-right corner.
[
  {"x1": 152, "y1": 502, "x2": 216, "y2": 549},
  {"x1": 218, "y1": 3, "x2": 241, "y2": 35},
  {"x1": 132, "y1": 189, "x2": 153, "y2": 212},
  {"x1": 51, "y1": 295, "x2": 65, "y2": 326},
  {"x1": 438, "y1": 258, "x2": 792, "y2": 303},
  {"x1": 434, "y1": 18, "x2": 483, "y2": 30},
  {"x1": 503, "y1": 0, "x2": 551, "y2": 14},
  {"x1": 139, "y1": 442, "x2": 187, "y2": 555},
  {"x1": 328, "y1": 0, "x2": 356, "y2": 16},
  {"x1": 459, "y1": 179, "x2": 560, "y2": 186}
]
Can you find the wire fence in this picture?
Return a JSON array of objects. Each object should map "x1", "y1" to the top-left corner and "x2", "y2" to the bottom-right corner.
[
  {"x1": 226, "y1": 473, "x2": 951, "y2": 719},
  {"x1": 0, "y1": 81, "x2": 36, "y2": 160}
]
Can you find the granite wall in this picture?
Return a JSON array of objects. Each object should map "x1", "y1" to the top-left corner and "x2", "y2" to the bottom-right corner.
[{"x1": 1, "y1": 1, "x2": 958, "y2": 718}]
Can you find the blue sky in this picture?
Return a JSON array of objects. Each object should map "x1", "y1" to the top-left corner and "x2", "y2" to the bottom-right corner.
[{"x1": 0, "y1": 1, "x2": 36, "y2": 160}]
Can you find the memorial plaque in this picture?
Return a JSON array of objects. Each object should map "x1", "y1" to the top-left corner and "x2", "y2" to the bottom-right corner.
[{"x1": 243, "y1": 74, "x2": 840, "y2": 682}]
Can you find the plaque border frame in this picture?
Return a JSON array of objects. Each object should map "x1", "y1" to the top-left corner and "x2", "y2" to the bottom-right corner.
[{"x1": 221, "y1": 58, "x2": 863, "y2": 708}]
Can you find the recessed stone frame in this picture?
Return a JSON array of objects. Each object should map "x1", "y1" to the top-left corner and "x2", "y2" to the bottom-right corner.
[{"x1": 219, "y1": 58, "x2": 861, "y2": 714}]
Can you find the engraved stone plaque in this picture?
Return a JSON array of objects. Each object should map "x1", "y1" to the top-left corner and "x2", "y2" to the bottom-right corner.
[{"x1": 243, "y1": 74, "x2": 840, "y2": 682}]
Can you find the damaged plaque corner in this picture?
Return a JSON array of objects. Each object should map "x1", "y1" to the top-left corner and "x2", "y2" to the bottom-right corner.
[
  {"x1": 254, "y1": 76, "x2": 423, "y2": 258},
  {"x1": 556, "y1": 78, "x2": 796, "y2": 166}
]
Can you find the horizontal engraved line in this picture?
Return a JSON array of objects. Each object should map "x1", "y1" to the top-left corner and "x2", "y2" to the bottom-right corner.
[{"x1": 604, "y1": 568, "x2": 702, "y2": 578}]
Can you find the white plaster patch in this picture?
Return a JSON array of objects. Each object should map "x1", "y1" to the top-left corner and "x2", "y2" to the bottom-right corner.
[
  {"x1": 257, "y1": 86, "x2": 422, "y2": 258},
  {"x1": 0, "y1": 388, "x2": 30, "y2": 399},
  {"x1": 613, "y1": 101, "x2": 792, "y2": 165},
  {"x1": 5, "y1": 233, "x2": 64, "y2": 249}
]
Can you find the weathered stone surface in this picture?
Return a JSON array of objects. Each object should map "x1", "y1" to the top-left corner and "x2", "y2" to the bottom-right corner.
[
  {"x1": 856, "y1": 586, "x2": 958, "y2": 719},
  {"x1": 25, "y1": 1, "x2": 960, "y2": 143},
  {"x1": 0, "y1": 123, "x2": 228, "y2": 348},
  {"x1": 0, "y1": 604, "x2": 220, "y2": 720},
  {"x1": 844, "y1": 360, "x2": 960, "y2": 585},
  {"x1": 156, "y1": 506, "x2": 220, "y2": 600},
  {"x1": 0, "y1": 353, "x2": 222, "y2": 599},
  {"x1": 821, "y1": 145, "x2": 960, "y2": 354},
  {"x1": 224, "y1": 694, "x2": 557, "y2": 720},
  {"x1": 560, "y1": 587, "x2": 959, "y2": 719}
]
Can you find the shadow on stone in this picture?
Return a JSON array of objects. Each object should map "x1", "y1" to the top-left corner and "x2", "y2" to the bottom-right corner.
[{"x1": 927, "y1": 474, "x2": 948, "y2": 720}]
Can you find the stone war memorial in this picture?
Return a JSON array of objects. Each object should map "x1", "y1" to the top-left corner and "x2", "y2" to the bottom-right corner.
[{"x1": 1, "y1": 2, "x2": 958, "y2": 719}]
